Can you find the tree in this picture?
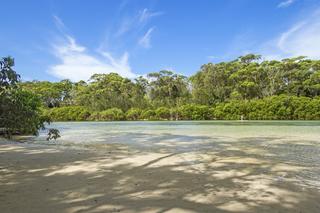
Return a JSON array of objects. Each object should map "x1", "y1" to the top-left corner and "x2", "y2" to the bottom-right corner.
[
  {"x1": 238, "y1": 54, "x2": 261, "y2": 64},
  {"x1": 0, "y1": 57, "x2": 19, "y2": 90},
  {"x1": 76, "y1": 73, "x2": 136, "y2": 111},
  {"x1": 0, "y1": 57, "x2": 49, "y2": 137},
  {"x1": 148, "y1": 70, "x2": 190, "y2": 107},
  {"x1": 17, "y1": 54, "x2": 320, "y2": 121},
  {"x1": 190, "y1": 62, "x2": 235, "y2": 104},
  {"x1": 132, "y1": 76, "x2": 150, "y2": 109},
  {"x1": 20, "y1": 79, "x2": 74, "y2": 108}
]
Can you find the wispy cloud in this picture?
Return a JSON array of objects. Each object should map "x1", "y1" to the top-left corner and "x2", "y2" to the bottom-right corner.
[
  {"x1": 277, "y1": 22, "x2": 306, "y2": 50},
  {"x1": 277, "y1": 0, "x2": 295, "y2": 8},
  {"x1": 49, "y1": 16, "x2": 136, "y2": 81},
  {"x1": 50, "y1": 7, "x2": 163, "y2": 81},
  {"x1": 207, "y1": 55, "x2": 217, "y2": 60},
  {"x1": 262, "y1": 9, "x2": 320, "y2": 60},
  {"x1": 139, "y1": 8, "x2": 163, "y2": 23},
  {"x1": 53, "y1": 15, "x2": 69, "y2": 34},
  {"x1": 115, "y1": 18, "x2": 134, "y2": 37},
  {"x1": 53, "y1": 15, "x2": 65, "y2": 29},
  {"x1": 115, "y1": 8, "x2": 162, "y2": 37},
  {"x1": 138, "y1": 27, "x2": 155, "y2": 48},
  {"x1": 215, "y1": 10, "x2": 320, "y2": 62}
]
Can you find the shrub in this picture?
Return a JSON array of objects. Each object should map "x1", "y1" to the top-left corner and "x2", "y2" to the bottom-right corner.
[
  {"x1": 177, "y1": 104, "x2": 211, "y2": 120},
  {"x1": 42, "y1": 95, "x2": 320, "y2": 121},
  {"x1": 1, "y1": 89, "x2": 48, "y2": 136},
  {"x1": 141, "y1": 109, "x2": 156, "y2": 120},
  {"x1": 155, "y1": 107, "x2": 171, "y2": 120},
  {"x1": 210, "y1": 95, "x2": 320, "y2": 120},
  {"x1": 43, "y1": 106, "x2": 91, "y2": 121},
  {"x1": 126, "y1": 108, "x2": 142, "y2": 120},
  {"x1": 89, "y1": 108, "x2": 124, "y2": 121}
]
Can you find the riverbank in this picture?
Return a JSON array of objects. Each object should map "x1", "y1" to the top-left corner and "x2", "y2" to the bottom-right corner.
[
  {"x1": 1, "y1": 140, "x2": 320, "y2": 213},
  {"x1": 43, "y1": 96, "x2": 320, "y2": 122}
]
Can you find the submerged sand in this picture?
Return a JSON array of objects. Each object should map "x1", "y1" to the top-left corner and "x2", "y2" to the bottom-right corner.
[{"x1": 0, "y1": 140, "x2": 320, "y2": 213}]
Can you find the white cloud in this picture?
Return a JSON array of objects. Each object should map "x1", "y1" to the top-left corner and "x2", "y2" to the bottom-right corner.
[
  {"x1": 53, "y1": 15, "x2": 70, "y2": 34},
  {"x1": 277, "y1": 0, "x2": 295, "y2": 8},
  {"x1": 262, "y1": 9, "x2": 320, "y2": 60},
  {"x1": 139, "y1": 8, "x2": 163, "y2": 23},
  {"x1": 115, "y1": 18, "x2": 133, "y2": 37},
  {"x1": 49, "y1": 15, "x2": 136, "y2": 81},
  {"x1": 277, "y1": 22, "x2": 306, "y2": 50},
  {"x1": 115, "y1": 8, "x2": 162, "y2": 37},
  {"x1": 48, "y1": 36, "x2": 136, "y2": 81},
  {"x1": 138, "y1": 27, "x2": 154, "y2": 48},
  {"x1": 277, "y1": 22, "x2": 320, "y2": 58},
  {"x1": 222, "y1": 9, "x2": 320, "y2": 61},
  {"x1": 53, "y1": 15, "x2": 65, "y2": 29},
  {"x1": 207, "y1": 55, "x2": 217, "y2": 60}
]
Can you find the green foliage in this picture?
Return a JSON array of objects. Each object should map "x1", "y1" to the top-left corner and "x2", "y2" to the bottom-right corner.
[
  {"x1": 89, "y1": 108, "x2": 124, "y2": 121},
  {"x1": 10, "y1": 54, "x2": 320, "y2": 133},
  {"x1": 43, "y1": 106, "x2": 91, "y2": 121},
  {"x1": 155, "y1": 107, "x2": 171, "y2": 120},
  {"x1": 39, "y1": 96, "x2": 320, "y2": 121},
  {"x1": 20, "y1": 79, "x2": 73, "y2": 108},
  {"x1": 210, "y1": 95, "x2": 320, "y2": 120},
  {"x1": 0, "y1": 57, "x2": 48, "y2": 137},
  {"x1": 126, "y1": 108, "x2": 142, "y2": 120},
  {"x1": 46, "y1": 128, "x2": 61, "y2": 141},
  {"x1": 148, "y1": 70, "x2": 190, "y2": 107},
  {"x1": 76, "y1": 73, "x2": 140, "y2": 112},
  {"x1": 177, "y1": 104, "x2": 211, "y2": 120},
  {"x1": 0, "y1": 57, "x2": 20, "y2": 89},
  {"x1": 191, "y1": 55, "x2": 320, "y2": 103},
  {"x1": 0, "y1": 89, "x2": 47, "y2": 136},
  {"x1": 141, "y1": 109, "x2": 156, "y2": 120},
  {"x1": 16, "y1": 54, "x2": 320, "y2": 121}
]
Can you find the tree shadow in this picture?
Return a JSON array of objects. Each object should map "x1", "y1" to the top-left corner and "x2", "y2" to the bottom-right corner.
[{"x1": 1, "y1": 134, "x2": 320, "y2": 213}]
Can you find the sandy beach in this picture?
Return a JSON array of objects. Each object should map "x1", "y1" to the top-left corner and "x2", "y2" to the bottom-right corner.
[{"x1": 1, "y1": 139, "x2": 320, "y2": 213}]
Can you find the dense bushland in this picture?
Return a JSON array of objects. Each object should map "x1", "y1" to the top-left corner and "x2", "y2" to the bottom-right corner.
[
  {"x1": 42, "y1": 95, "x2": 320, "y2": 121},
  {"x1": 17, "y1": 54, "x2": 320, "y2": 121}
]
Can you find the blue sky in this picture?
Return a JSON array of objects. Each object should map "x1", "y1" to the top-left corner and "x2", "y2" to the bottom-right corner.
[{"x1": 1, "y1": 0, "x2": 320, "y2": 81}]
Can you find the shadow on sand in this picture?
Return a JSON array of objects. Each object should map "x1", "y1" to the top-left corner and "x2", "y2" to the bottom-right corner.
[{"x1": 1, "y1": 133, "x2": 320, "y2": 213}]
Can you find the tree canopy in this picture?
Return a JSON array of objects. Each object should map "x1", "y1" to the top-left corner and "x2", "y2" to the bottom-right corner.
[
  {"x1": 14, "y1": 54, "x2": 320, "y2": 121},
  {"x1": 0, "y1": 57, "x2": 49, "y2": 137}
]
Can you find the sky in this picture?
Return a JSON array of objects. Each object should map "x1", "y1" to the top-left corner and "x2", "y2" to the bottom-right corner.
[{"x1": 1, "y1": 0, "x2": 320, "y2": 82}]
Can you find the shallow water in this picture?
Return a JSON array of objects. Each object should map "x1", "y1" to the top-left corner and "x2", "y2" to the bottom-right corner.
[
  {"x1": 32, "y1": 121, "x2": 320, "y2": 189},
  {"x1": 34, "y1": 121, "x2": 320, "y2": 152}
]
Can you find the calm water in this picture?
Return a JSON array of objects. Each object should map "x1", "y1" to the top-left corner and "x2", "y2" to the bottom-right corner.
[
  {"x1": 36, "y1": 121, "x2": 320, "y2": 150},
  {"x1": 32, "y1": 121, "x2": 320, "y2": 148},
  {"x1": 33, "y1": 121, "x2": 320, "y2": 188}
]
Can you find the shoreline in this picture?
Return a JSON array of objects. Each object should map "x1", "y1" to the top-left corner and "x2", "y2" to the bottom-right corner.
[
  {"x1": 46, "y1": 120, "x2": 320, "y2": 122},
  {"x1": 1, "y1": 140, "x2": 320, "y2": 213}
]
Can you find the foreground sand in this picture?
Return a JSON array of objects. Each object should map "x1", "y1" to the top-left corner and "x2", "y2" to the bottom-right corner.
[{"x1": 0, "y1": 141, "x2": 320, "y2": 213}]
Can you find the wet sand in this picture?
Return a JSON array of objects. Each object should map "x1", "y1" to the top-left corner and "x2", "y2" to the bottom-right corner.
[{"x1": 1, "y1": 140, "x2": 320, "y2": 213}]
